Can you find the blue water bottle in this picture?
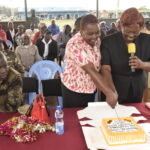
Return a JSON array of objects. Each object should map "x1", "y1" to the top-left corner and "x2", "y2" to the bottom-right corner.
[{"x1": 55, "y1": 105, "x2": 64, "y2": 135}]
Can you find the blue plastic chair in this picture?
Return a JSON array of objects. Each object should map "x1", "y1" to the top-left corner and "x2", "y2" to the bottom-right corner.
[{"x1": 28, "y1": 60, "x2": 63, "y2": 106}]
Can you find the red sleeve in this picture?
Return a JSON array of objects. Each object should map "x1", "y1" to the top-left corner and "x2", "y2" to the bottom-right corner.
[
  {"x1": 0, "y1": 30, "x2": 7, "y2": 41},
  {"x1": 32, "y1": 32, "x2": 40, "y2": 45}
]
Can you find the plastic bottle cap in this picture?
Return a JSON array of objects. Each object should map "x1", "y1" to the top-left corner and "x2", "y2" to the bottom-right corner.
[{"x1": 56, "y1": 105, "x2": 62, "y2": 110}]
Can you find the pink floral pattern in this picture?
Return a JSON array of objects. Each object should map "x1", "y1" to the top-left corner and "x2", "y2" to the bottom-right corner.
[{"x1": 62, "y1": 32, "x2": 101, "y2": 93}]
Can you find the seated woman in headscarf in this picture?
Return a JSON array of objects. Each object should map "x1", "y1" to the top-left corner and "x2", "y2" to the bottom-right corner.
[{"x1": 16, "y1": 34, "x2": 42, "y2": 77}]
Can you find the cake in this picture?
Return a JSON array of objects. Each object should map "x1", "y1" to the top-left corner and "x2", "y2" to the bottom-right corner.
[{"x1": 101, "y1": 117, "x2": 146, "y2": 146}]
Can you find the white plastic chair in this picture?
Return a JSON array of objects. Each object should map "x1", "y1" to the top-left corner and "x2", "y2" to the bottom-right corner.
[
  {"x1": 6, "y1": 40, "x2": 13, "y2": 49},
  {"x1": 28, "y1": 60, "x2": 63, "y2": 106}
]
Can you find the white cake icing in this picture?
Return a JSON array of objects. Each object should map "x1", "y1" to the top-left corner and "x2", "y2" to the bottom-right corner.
[{"x1": 107, "y1": 120, "x2": 137, "y2": 133}]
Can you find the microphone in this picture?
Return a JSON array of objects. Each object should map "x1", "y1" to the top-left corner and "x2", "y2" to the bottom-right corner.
[{"x1": 128, "y1": 43, "x2": 136, "y2": 72}]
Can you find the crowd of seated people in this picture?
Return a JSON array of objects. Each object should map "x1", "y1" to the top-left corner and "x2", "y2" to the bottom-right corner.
[{"x1": 0, "y1": 20, "x2": 71, "y2": 112}]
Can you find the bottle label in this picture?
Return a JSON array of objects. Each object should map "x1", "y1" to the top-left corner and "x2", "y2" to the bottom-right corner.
[{"x1": 55, "y1": 122, "x2": 64, "y2": 135}]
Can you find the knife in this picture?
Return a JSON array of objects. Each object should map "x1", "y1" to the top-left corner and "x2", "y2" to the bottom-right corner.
[{"x1": 114, "y1": 106, "x2": 120, "y2": 120}]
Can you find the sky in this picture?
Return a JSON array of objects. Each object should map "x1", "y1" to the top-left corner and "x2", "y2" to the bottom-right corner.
[{"x1": 0, "y1": 0, "x2": 150, "y2": 10}]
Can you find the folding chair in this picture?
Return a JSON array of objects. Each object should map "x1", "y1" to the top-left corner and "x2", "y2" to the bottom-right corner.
[
  {"x1": 42, "y1": 78, "x2": 63, "y2": 107},
  {"x1": 22, "y1": 77, "x2": 38, "y2": 104}
]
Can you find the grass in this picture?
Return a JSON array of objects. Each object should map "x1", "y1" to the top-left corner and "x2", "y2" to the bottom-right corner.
[{"x1": 42, "y1": 19, "x2": 76, "y2": 31}]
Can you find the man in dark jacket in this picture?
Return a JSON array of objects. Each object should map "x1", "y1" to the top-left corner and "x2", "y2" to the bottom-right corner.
[{"x1": 36, "y1": 29, "x2": 58, "y2": 61}]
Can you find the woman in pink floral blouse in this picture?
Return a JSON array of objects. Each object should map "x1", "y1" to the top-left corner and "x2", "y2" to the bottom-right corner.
[{"x1": 61, "y1": 14, "x2": 117, "y2": 108}]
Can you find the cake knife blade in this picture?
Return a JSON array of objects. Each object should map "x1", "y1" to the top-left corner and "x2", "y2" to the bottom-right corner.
[{"x1": 114, "y1": 107, "x2": 120, "y2": 120}]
